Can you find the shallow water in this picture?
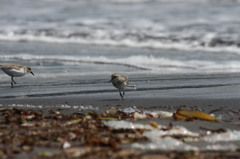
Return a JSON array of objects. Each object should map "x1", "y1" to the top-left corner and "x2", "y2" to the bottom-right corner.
[
  {"x1": 1, "y1": 0, "x2": 240, "y2": 99},
  {"x1": 1, "y1": 41, "x2": 240, "y2": 99}
]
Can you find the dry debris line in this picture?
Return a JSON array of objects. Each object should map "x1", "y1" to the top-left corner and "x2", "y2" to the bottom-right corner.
[
  {"x1": 0, "y1": 108, "x2": 237, "y2": 159},
  {"x1": 173, "y1": 109, "x2": 220, "y2": 122},
  {"x1": 0, "y1": 108, "x2": 146, "y2": 158}
]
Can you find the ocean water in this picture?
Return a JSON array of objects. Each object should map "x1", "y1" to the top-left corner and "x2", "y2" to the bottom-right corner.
[{"x1": 1, "y1": 0, "x2": 240, "y2": 99}]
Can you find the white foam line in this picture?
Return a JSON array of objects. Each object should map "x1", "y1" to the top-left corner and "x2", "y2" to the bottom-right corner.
[
  {"x1": 2, "y1": 54, "x2": 240, "y2": 73},
  {"x1": 0, "y1": 34, "x2": 240, "y2": 55}
]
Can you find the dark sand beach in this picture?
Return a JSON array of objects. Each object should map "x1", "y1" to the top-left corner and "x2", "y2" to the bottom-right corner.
[
  {"x1": 1, "y1": 41, "x2": 240, "y2": 158},
  {"x1": 1, "y1": 0, "x2": 240, "y2": 158}
]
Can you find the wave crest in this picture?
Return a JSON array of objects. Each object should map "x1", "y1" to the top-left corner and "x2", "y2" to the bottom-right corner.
[
  {"x1": 0, "y1": 29, "x2": 240, "y2": 54},
  {"x1": 2, "y1": 54, "x2": 240, "y2": 73}
]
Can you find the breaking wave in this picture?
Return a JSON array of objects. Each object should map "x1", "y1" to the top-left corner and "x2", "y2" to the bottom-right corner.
[{"x1": 0, "y1": 29, "x2": 240, "y2": 54}]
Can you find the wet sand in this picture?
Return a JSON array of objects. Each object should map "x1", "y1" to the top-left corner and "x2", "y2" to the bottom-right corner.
[{"x1": 1, "y1": 96, "x2": 240, "y2": 111}]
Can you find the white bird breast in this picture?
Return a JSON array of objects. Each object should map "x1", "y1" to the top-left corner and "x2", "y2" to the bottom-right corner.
[{"x1": 2, "y1": 68, "x2": 26, "y2": 77}]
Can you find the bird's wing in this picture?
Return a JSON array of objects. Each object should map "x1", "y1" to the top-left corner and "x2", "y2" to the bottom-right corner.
[
  {"x1": 122, "y1": 76, "x2": 129, "y2": 85},
  {"x1": 1, "y1": 65, "x2": 22, "y2": 70}
]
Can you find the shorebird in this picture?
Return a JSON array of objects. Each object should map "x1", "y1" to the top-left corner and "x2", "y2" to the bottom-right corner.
[
  {"x1": 0, "y1": 64, "x2": 34, "y2": 88},
  {"x1": 109, "y1": 73, "x2": 129, "y2": 100}
]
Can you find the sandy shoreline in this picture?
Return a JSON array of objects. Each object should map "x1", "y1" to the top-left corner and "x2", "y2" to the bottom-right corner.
[{"x1": 1, "y1": 95, "x2": 240, "y2": 110}]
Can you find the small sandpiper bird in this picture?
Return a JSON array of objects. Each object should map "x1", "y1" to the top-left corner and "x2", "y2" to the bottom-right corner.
[
  {"x1": 0, "y1": 64, "x2": 34, "y2": 88},
  {"x1": 109, "y1": 73, "x2": 129, "y2": 100}
]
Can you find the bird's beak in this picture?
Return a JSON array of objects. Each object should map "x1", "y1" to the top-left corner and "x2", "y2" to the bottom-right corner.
[
  {"x1": 30, "y1": 71, "x2": 34, "y2": 76},
  {"x1": 108, "y1": 78, "x2": 112, "y2": 83}
]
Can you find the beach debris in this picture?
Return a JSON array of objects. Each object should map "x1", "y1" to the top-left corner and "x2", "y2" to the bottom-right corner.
[
  {"x1": 0, "y1": 108, "x2": 147, "y2": 158},
  {"x1": 105, "y1": 119, "x2": 240, "y2": 151},
  {"x1": 37, "y1": 151, "x2": 54, "y2": 158},
  {"x1": 48, "y1": 109, "x2": 62, "y2": 115},
  {"x1": 201, "y1": 130, "x2": 240, "y2": 143},
  {"x1": 64, "y1": 147, "x2": 94, "y2": 158},
  {"x1": 132, "y1": 111, "x2": 172, "y2": 119},
  {"x1": 199, "y1": 127, "x2": 226, "y2": 132},
  {"x1": 104, "y1": 120, "x2": 153, "y2": 130},
  {"x1": 99, "y1": 117, "x2": 118, "y2": 120},
  {"x1": 173, "y1": 110, "x2": 219, "y2": 122},
  {"x1": 133, "y1": 112, "x2": 148, "y2": 119},
  {"x1": 132, "y1": 137, "x2": 198, "y2": 151},
  {"x1": 158, "y1": 111, "x2": 173, "y2": 118},
  {"x1": 101, "y1": 109, "x2": 171, "y2": 120},
  {"x1": 149, "y1": 121, "x2": 159, "y2": 129},
  {"x1": 0, "y1": 108, "x2": 239, "y2": 159},
  {"x1": 201, "y1": 143, "x2": 239, "y2": 151},
  {"x1": 63, "y1": 141, "x2": 71, "y2": 149},
  {"x1": 64, "y1": 118, "x2": 82, "y2": 126},
  {"x1": 144, "y1": 126, "x2": 199, "y2": 139},
  {"x1": 102, "y1": 109, "x2": 128, "y2": 120}
]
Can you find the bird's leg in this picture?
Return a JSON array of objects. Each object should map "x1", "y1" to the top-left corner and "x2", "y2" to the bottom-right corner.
[
  {"x1": 119, "y1": 89, "x2": 123, "y2": 100},
  {"x1": 11, "y1": 77, "x2": 17, "y2": 84},
  {"x1": 123, "y1": 89, "x2": 125, "y2": 98},
  {"x1": 11, "y1": 77, "x2": 17, "y2": 88}
]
